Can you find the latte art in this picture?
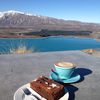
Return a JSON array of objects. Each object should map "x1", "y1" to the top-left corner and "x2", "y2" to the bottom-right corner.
[{"x1": 55, "y1": 62, "x2": 74, "y2": 68}]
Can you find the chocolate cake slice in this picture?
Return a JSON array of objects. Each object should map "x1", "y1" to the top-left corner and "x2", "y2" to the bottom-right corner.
[{"x1": 30, "y1": 76, "x2": 65, "y2": 100}]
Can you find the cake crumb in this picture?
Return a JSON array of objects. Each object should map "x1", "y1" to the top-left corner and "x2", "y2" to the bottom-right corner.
[
  {"x1": 47, "y1": 87, "x2": 51, "y2": 89},
  {"x1": 33, "y1": 78, "x2": 37, "y2": 81},
  {"x1": 45, "y1": 82, "x2": 48, "y2": 85},
  {"x1": 40, "y1": 75, "x2": 43, "y2": 78}
]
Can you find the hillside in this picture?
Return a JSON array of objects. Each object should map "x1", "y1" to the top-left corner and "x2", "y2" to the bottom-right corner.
[
  {"x1": 0, "y1": 11, "x2": 100, "y2": 31},
  {"x1": 0, "y1": 11, "x2": 100, "y2": 38}
]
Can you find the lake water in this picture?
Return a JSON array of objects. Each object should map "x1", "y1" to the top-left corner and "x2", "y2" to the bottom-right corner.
[{"x1": 0, "y1": 37, "x2": 100, "y2": 54}]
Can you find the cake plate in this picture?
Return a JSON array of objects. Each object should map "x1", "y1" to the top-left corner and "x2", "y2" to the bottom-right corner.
[{"x1": 14, "y1": 83, "x2": 69, "y2": 100}]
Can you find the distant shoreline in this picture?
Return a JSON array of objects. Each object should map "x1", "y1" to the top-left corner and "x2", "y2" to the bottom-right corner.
[
  {"x1": 0, "y1": 29, "x2": 92, "y2": 38},
  {"x1": 0, "y1": 34, "x2": 91, "y2": 39},
  {"x1": 0, "y1": 29, "x2": 99, "y2": 40}
]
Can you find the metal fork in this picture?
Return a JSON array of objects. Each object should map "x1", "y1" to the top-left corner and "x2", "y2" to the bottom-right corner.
[{"x1": 23, "y1": 88, "x2": 41, "y2": 100}]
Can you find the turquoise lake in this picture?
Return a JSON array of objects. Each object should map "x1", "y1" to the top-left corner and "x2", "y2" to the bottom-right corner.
[{"x1": 0, "y1": 37, "x2": 100, "y2": 54}]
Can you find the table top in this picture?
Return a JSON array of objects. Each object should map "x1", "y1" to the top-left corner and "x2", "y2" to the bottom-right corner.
[{"x1": 0, "y1": 50, "x2": 100, "y2": 100}]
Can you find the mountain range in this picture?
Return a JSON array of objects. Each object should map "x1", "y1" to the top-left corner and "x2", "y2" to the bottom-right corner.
[{"x1": 0, "y1": 10, "x2": 100, "y2": 32}]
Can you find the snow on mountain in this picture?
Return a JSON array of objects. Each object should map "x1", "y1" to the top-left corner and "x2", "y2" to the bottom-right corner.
[
  {"x1": 0, "y1": 10, "x2": 23, "y2": 18},
  {"x1": 0, "y1": 12, "x2": 4, "y2": 18},
  {"x1": 4, "y1": 10, "x2": 24, "y2": 14},
  {"x1": 0, "y1": 10, "x2": 47, "y2": 18}
]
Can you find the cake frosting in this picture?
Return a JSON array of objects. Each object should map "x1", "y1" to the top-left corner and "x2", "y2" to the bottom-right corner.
[{"x1": 30, "y1": 76, "x2": 65, "y2": 100}]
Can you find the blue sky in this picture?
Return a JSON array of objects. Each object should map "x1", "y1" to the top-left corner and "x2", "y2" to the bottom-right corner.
[{"x1": 0, "y1": 0, "x2": 100, "y2": 23}]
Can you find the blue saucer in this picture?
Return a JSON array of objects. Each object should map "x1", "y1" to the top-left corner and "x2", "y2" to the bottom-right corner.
[{"x1": 50, "y1": 72, "x2": 81, "y2": 83}]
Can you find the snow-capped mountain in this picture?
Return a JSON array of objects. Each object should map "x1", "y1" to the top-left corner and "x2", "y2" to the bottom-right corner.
[
  {"x1": 0, "y1": 10, "x2": 100, "y2": 31},
  {"x1": 0, "y1": 11, "x2": 23, "y2": 18},
  {"x1": 0, "y1": 10, "x2": 45, "y2": 18}
]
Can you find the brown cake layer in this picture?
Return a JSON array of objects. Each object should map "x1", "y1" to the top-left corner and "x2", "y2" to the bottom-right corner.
[{"x1": 30, "y1": 76, "x2": 65, "y2": 100}]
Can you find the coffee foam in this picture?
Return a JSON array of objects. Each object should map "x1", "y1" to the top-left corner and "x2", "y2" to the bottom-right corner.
[{"x1": 55, "y1": 62, "x2": 74, "y2": 68}]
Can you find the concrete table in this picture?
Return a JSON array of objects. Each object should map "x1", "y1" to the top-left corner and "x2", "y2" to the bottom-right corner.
[{"x1": 0, "y1": 51, "x2": 100, "y2": 100}]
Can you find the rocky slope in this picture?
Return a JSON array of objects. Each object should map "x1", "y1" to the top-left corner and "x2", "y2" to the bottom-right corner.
[{"x1": 0, "y1": 10, "x2": 100, "y2": 32}]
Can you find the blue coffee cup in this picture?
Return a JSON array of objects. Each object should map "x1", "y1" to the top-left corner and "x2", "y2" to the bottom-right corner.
[{"x1": 54, "y1": 62, "x2": 76, "y2": 79}]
